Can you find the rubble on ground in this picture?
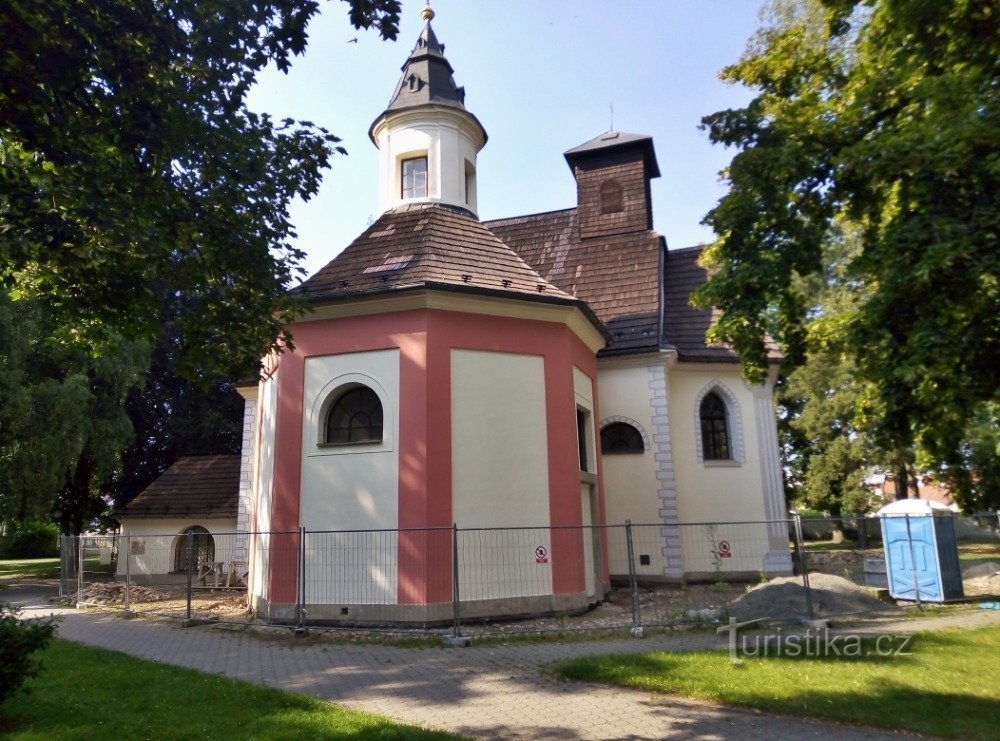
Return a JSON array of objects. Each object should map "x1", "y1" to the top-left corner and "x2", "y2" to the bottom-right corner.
[{"x1": 79, "y1": 582, "x2": 165, "y2": 605}]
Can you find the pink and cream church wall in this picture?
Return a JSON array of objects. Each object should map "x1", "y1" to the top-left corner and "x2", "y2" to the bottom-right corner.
[{"x1": 241, "y1": 299, "x2": 608, "y2": 623}]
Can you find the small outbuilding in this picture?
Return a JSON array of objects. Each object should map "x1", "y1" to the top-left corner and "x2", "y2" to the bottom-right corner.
[{"x1": 116, "y1": 455, "x2": 242, "y2": 582}]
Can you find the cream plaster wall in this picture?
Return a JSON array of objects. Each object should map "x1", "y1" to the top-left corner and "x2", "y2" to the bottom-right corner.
[
  {"x1": 596, "y1": 364, "x2": 660, "y2": 525},
  {"x1": 595, "y1": 363, "x2": 674, "y2": 578},
  {"x1": 373, "y1": 109, "x2": 482, "y2": 214},
  {"x1": 668, "y1": 367, "x2": 773, "y2": 574},
  {"x1": 451, "y1": 349, "x2": 552, "y2": 600},
  {"x1": 117, "y1": 519, "x2": 238, "y2": 577},
  {"x1": 300, "y1": 350, "x2": 400, "y2": 604},
  {"x1": 251, "y1": 370, "x2": 279, "y2": 602}
]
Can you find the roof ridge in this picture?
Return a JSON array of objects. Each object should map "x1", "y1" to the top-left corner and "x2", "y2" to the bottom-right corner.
[{"x1": 483, "y1": 207, "x2": 577, "y2": 226}]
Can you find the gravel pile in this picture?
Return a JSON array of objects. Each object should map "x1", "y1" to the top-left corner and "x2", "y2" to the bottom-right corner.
[{"x1": 729, "y1": 573, "x2": 895, "y2": 621}]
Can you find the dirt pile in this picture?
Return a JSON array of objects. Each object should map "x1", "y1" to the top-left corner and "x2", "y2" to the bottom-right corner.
[{"x1": 729, "y1": 573, "x2": 895, "y2": 621}]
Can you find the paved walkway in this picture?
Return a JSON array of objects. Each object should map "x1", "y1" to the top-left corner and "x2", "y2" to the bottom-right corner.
[{"x1": 10, "y1": 580, "x2": 996, "y2": 740}]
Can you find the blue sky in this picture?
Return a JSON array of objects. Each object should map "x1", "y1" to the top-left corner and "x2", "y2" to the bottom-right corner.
[{"x1": 249, "y1": 0, "x2": 767, "y2": 278}]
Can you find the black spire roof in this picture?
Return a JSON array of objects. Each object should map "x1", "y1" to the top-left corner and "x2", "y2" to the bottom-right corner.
[{"x1": 369, "y1": 6, "x2": 487, "y2": 144}]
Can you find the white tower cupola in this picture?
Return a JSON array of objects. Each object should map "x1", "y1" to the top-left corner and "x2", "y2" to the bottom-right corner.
[{"x1": 368, "y1": 3, "x2": 488, "y2": 216}]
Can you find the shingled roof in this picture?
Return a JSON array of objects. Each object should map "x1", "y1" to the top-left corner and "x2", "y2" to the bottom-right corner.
[
  {"x1": 563, "y1": 130, "x2": 661, "y2": 178},
  {"x1": 369, "y1": 15, "x2": 487, "y2": 145},
  {"x1": 484, "y1": 209, "x2": 662, "y2": 354},
  {"x1": 296, "y1": 203, "x2": 608, "y2": 327},
  {"x1": 117, "y1": 455, "x2": 239, "y2": 519},
  {"x1": 662, "y1": 246, "x2": 782, "y2": 363}
]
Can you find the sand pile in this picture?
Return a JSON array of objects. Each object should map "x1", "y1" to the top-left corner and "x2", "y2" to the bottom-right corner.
[{"x1": 730, "y1": 573, "x2": 894, "y2": 621}]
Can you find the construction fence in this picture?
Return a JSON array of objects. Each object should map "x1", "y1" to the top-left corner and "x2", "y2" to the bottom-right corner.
[{"x1": 60, "y1": 511, "x2": 999, "y2": 638}]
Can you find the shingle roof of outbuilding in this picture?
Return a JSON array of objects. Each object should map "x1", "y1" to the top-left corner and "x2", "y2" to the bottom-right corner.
[{"x1": 117, "y1": 455, "x2": 239, "y2": 519}]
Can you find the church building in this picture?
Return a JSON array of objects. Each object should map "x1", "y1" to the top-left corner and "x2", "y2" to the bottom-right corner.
[{"x1": 231, "y1": 6, "x2": 790, "y2": 623}]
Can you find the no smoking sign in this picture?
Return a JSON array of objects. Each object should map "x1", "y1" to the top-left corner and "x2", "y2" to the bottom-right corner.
[{"x1": 535, "y1": 545, "x2": 548, "y2": 564}]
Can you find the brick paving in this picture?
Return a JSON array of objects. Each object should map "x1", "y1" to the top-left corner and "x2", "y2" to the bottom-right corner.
[{"x1": 10, "y1": 580, "x2": 996, "y2": 740}]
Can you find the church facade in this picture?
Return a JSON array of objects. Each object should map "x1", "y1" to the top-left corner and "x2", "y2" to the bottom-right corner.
[{"x1": 234, "y1": 7, "x2": 791, "y2": 623}]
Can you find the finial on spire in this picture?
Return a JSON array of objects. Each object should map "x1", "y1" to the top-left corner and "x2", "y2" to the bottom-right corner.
[{"x1": 421, "y1": 2, "x2": 434, "y2": 23}]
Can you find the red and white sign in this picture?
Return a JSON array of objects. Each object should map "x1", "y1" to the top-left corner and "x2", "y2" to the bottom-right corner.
[
  {"x1": 535, "y1": 545, "x2": 548, "y2": 564},
  {"x1": 717, "y1": 540, "x2": 732, "y2": 559}
]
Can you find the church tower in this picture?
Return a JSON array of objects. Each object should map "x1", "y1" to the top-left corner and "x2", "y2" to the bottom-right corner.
[{"x1": 368, "y1": 3, "x2": 488, "y2": 215}]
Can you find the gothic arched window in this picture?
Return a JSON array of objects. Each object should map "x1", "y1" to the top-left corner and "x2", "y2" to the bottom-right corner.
[{"x1": 699, "y1": 392, "x2": 731, "y2": 461}]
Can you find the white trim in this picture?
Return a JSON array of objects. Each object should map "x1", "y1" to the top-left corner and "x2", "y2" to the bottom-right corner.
[
  {"x1": 647, "y1": 364, "x2": 683, "y2": 577},
  {"x1": 692, "y1": 380, "x2": 745, "y2": 465},
  {"x1": 751, "y1": 383, "x2": 793, "y2": 570}
]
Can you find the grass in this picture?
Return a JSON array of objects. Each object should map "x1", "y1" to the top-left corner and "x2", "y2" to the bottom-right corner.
[
  {"x1": 0, "y1": 558, "x2": 61, "y2": 580},
  {"x1": 553, "y1": 626, "x2": 1000, "y2": 738},
  {"x1": 1, "y1": 638, "x2": 457, "y2": 739},
  {"x1": 958, "y1": 543, "x2": 1000, "y2": 569}
]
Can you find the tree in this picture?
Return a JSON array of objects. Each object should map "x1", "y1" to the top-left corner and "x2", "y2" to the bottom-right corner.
[
  {"x1": 0, "y1": 0, "x2": 401, "y2": 375},
  {"x1": 0, "y1": 0, "x2": 402, "y2": 529},
  {"x1": 0, "y1": 293, "x2": 147, "y2": 533},
  {"x1": 778, "y1": 227, "x2": 883, "y2": 517},
  {"x1": 112, "y1": 292, "x2": 251, "y2": 511},
  {"x1": 696, "y1": 0, "x2": 999, "y2": 497}
]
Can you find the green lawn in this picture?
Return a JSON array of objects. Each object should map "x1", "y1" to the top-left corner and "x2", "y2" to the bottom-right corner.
[
  {"x1": 0, "y1": 558, "x2": 61, "y2": 580},
  {"x1": 958, "y1": 543, "x2": 1000, "y2": 569},
  {"x1": 1, "y1": 639, "x2": 456, "y2": 739},
  {"x1": 553, "y1": 626, "x2": 1000, "y2": 738}
]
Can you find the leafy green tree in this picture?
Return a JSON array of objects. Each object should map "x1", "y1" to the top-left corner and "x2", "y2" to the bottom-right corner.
[
  {"x1": 0, "y1": 1, "x2": 403, "y2": 529},
  {"x1": 696, "y1": 0, "x2": 999, "y2": 499},
  {"x1": 0, "y1": 0, "x2": 401, "y2": 374},
  {"x1": 112, "y1": 293, "x2": 251, "y2": 511},
  {"x1": 778, "y1": 227, "x2": 883, "y2": 518},
  {"x1": 0, "y1": 293, "x2": 147, "y2": 533}
]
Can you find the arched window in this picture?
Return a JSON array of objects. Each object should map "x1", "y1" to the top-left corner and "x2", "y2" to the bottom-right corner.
[
  {"x1": 173, "y1": 526, "x2": 214, "y2": 573},
  {"x1": 600, "y1": 422, "x2": 644, "y2": 454},
  {"x1": 325, "y1": 385, "x2": 383, "y2": 444},
  {"x1": 599, "y1": 179, "x2": 623, "y2": 214},
  {"x1": 700, "y1": 392, "x2": 731, "y2": 460}
]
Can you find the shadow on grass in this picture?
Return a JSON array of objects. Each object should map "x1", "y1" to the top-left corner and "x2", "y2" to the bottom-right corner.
[
  {"x1": 555, "y1": 629, "x2": 1000, "y2": 738},
  {"x1": 0, "y1": 639, "x2": 454, "y2": 739}
]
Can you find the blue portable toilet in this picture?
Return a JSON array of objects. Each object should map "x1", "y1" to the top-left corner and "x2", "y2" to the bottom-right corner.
[{"x1": 878, "y1": 499, "x2": 964, "y2": 602}]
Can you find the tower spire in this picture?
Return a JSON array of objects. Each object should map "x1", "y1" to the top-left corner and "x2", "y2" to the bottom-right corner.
[{"x1": 368, "y1": 6, "x2": 488, "y2": 216}]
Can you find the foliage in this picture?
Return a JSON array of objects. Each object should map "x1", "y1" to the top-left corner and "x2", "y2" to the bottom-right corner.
[
  {"x1": 112, "y1": 293, "x2": 250, "y2": 511},
  {"x1": 0, "y1": 604, "x2": 57, "y2": 706},
  {"x1": 696, "y1": 0, "x2": 999, "y2": 499},
  {"x1": 778, "y1": 227, "x2": 883, "y2": 514},
  {"x1": 0, "y1": 293, "x2": 148, "y2": 533},
  {"x1": 554, "y1": 627, "x2": 1000, "y2": 738},
  {"x1": 2, "y1": 638, "x2": 454, "y2": 738},
  {"x1": 0, "y1": 0, "x2": 403, "y2": 530},
  {"x1": 0, "y1": 0, "x2": 401, "y2": 377},
  {"x1": 2, "y1": 523, "x2": 59, "y2": 559}
]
